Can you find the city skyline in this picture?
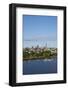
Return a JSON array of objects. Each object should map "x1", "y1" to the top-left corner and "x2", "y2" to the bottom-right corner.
[{"x1": 23, "y1": 15, "x2": 57, "y2": 48}]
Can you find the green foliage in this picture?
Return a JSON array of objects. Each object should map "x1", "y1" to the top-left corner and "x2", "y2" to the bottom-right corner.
[
  {"x1": 23, "y1": 49, "x2": 56, "y2": 60},
  {"x1": 43, "y1": 50, "x2": 51, "y2": 58}
]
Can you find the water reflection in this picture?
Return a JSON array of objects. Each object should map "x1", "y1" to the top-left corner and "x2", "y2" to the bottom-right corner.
[{"x1": 23, "y1": 58, "x2": 57, "y2": 75}]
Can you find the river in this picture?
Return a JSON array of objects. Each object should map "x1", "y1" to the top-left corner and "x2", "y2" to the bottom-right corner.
[{"x1": 23, "y1": 58, "x2": 57, "y2": 75}]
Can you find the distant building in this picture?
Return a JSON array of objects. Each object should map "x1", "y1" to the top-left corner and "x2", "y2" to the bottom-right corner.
[{"x1": 23, "y1": 44, "x2": 57, "y2": 54}]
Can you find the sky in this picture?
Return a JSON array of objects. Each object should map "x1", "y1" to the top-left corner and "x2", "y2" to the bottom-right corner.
[{"x1": 23, "y1": 15, "x2": 57, "y2": 48}]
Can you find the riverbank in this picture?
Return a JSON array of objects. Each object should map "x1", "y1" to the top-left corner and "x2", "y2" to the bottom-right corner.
[
  {"x1": 23, "y1": 56, "x2": 57, "y2": 60},
  {"x1": 23, "y1": 48, "x2": 57, "y2": 61}
]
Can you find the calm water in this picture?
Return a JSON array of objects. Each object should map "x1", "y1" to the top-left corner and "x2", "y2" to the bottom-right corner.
[{"x1": 23, "y1": 58, "x2": 57, "y2": 75}]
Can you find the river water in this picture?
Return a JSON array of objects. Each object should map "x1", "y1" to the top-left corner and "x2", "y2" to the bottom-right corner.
[{"x1": 23, "y1": 58, "x2": 57, "y2": 75}]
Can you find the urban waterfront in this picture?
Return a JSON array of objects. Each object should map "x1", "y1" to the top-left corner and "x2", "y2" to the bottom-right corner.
[
  {"x1": 23, "y1": 15, "x2": 57, "y2": 75},
  {"x1": 23, "y1": 45, "x2": 57, "y2": 60},
  {"x1": 23, "y1": 45, "x2": 57, "y2": 75}
]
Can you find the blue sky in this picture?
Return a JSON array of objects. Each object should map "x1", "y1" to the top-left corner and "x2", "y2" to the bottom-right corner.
[{"x1": 23, "y1": 15, "x2": 57, "y2": 48}]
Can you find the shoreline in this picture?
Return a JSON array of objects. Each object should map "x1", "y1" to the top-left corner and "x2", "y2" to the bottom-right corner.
[{"x1": 23, "y1": 56, "x2": 57, "y2": 61}]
